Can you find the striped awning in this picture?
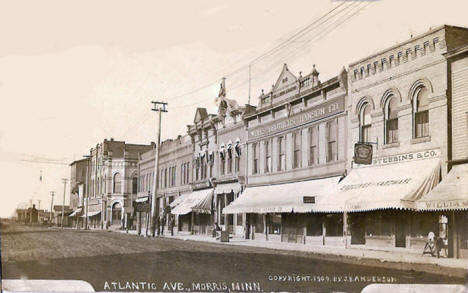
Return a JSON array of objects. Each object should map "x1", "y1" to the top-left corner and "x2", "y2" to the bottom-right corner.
[
  {"x1": 415, "y1": 163, "x2": 468, "y2": 211},
  {"x1": 171, "y1": 189, "x2": 213, "y2": 215},
  {"x1": 314, "y1": 158, "x2": 441, "y2": 213}
]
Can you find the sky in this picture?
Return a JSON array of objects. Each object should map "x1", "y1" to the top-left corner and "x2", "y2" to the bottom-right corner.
[{"x1": 1, "y1": 0, "x2": 468, "y2": 217}]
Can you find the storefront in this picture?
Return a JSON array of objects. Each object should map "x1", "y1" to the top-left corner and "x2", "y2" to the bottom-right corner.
[
  {"x1": 68, "y1": 207, "x2": 83, "y2": 228},
  {"x1": 223, "y1": 176, "x2": 341, "y2": 244},
  {"x1": 170, "y1": 188, "x2": 214, "y2": 235},
  {"x1": 214, "y1": 182, "x2": 243, "y2": 234},
  {"x1": 414, "y1": 163, "x2": 468, "y2": 258},
  {"x1": 133, "y1": 195, "x2": 150, "y2": 235},
  {"x1": 315, "y1": 151, "x2": 442, "y2": 250}
]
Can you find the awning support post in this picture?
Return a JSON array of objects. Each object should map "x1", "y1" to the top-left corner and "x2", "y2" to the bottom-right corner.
[
  {"x1": 322, "y1": 219, "x2": 326, "y2": 246},
  {"x1": 343, "y1": 211, "x2": 348, "y2": 248}
]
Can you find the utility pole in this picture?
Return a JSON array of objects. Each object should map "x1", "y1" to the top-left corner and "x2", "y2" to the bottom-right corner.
[
  {"x1": 83, "y1": 155, "x2": 91, "y2": 230},
  {"x1": 61, "y1": 178, "x2": 68, "y2": 228},
  {"x1": 150, "y1": 101, "x2": 167, "y2": 237},
  {"x1": 248, "y1": 63, "x2": 252, "y2": 105},
  {"x1": 50, "y1": 191, "x2": 55, "y2": 225}
]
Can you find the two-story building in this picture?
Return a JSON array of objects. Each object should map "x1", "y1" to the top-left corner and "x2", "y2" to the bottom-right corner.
[
  {"x1": 225, "y1": 63, "x2": 348, "y2": 245},
  {"x1": 315, "y1": 25, "x2": 468, "y2": 257},
  {"x1": 134, "y1": 135, "x2": 193, "y2": 235},
  {"x1": 69, "y1": 158, "x2": 88, "y2": 228}
]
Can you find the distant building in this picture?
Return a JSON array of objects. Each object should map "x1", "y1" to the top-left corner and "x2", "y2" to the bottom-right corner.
[{"x1": 88, "y1": 138, "x2": 154, "y2": 229}]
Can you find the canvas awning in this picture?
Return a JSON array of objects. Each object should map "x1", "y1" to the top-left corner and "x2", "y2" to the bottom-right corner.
[
  {"x1": 171, "y1": 189, "x2": 213, "y2": 215},
  {"x1": 223, "y1": 176, "x2": 341, "y2": 214},
  {"x1": 314, "y1": 158, "x2": 441, "y2": 213},
  {"x1": 81, "y1": 210, "x2": 101, "y2": 217},
  {"x1": 214, "y1": 182, "x2": 242, "y2": 195},
  {"x1": 415, "y1": 163, "x2": 468, "y2": 211},
  {"x1": 68, "y1": 208, "x2": 82, "y2": 217}
]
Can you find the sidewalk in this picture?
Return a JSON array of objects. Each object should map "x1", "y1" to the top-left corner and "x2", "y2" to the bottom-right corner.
[{"x1": 118, "y1": 229, "x2": 468, "y2": 278}]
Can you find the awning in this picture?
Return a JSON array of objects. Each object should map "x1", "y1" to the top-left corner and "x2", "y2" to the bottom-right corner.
[
  {"x1": 81, "y1": 210, "x2": 101, "y2": 218},
  {"x1": 223, "y1": 176, "x2": 341, "y2": 214},
  {"x1": 68, "y1": 208, "x2": 82, "y2": 217},
  {"x1": 215, "y1": 182, "x2": 242, "y2": 195},
  {"x1": 415, "y1": 163, "x2": 468, "y2": 211},
  {"x1": 171, "y1": 189, "x2": 213, "y2": 215},
  {"x1": 314, "y1": 158, "x2": 441, "y2": 212},
  {"x1": 135, "y1": 196, "x2": 149, "y2": 203}
]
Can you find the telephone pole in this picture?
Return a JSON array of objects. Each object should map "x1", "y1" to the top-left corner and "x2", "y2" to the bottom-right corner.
[
  {"x1": 83, "y1": 155, "x2": 91, "y2": 230},
  {"x1": 150, "y1": 101, "x2": 167, "y2": 237},
  {"x1": 61, "y1": 178, "x2": 68, "y2": 228},
  {"x1": 50, "y1": 191, "x2": 55, "y2": 225}
]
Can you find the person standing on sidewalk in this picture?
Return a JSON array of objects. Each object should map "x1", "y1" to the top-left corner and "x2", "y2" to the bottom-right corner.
[
  {"x1": 169, "y1": 215, "x2": 175, "y2": 236},
  {"x1": 155, "y1": 215, "x2": 160, "y2": 236},
  {"x1": 160, "y1": 214, "x2": 165, "y2": 235}
]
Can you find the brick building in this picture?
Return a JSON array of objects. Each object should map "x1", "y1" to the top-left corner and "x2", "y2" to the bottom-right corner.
[
  {"x1": 135, "y1": 135, "x2": 193, "y2": 235},
  {"x1": 87, "y1": 138, "x2": 154, "y2": 229},
  {"x1": 225, "y1": 63, "x2": 348, "y2": 245},
  {"x1": 315, "y1": 25, "x2": 468, "y2": 258}
]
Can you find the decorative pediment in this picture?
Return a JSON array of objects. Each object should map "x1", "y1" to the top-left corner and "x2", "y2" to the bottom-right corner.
[
  {"x1": 194, "y1": 107, "x2": 208, "y2": 124},
  {"x1": 272, "y1": 63, "x2": 297, "y2": 93}
]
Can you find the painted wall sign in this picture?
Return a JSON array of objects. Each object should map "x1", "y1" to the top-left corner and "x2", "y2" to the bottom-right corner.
[
  {"x1": 248, "y1": 97, "x2": 345, "y2": 139},
  {"x1": 421, "y1": 199, "x2": 468, "y2": 210},
  {"x1": 356, "y1": 149, "x2": 441, "y2": 168}
]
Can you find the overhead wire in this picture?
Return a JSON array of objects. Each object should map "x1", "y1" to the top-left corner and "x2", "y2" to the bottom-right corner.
[{"x1": 170, "y1": 1, "x2": 369, "y2": 111}]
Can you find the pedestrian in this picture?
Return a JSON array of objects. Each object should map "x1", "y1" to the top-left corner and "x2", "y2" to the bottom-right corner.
[
  {"x1": 169, "y1": 215, "x2": 175, "y2": 236},
  {"x1": 155, "y1": 216, "x2": 160, "y2": 236},
  {"x1": 160, "y1": 214, "x2": 165, "y2": 236}
]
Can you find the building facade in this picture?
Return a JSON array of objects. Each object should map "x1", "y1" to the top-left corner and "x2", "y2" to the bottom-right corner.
[
  {"x1": 313, "y1": 25, "x2": 468, "y2": 256},
  {"x1": 88, "y1": 138, "x2": 154, "y2": 229},
  {"x1": 225, "y1": 63, "x2": 348, "y2": 245}
]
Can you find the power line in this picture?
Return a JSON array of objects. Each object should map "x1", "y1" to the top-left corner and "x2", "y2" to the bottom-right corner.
[
  {"x1": 170, "y1": 2, "x2": 370, "y2": 111},
  {"x1": 166, "y1": 2, "x2": 351, "y2": 102}
]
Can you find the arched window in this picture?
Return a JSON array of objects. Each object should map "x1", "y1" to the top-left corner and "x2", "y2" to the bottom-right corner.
[
  {"x1": 113, "y1": 173, "x2": 122, "y2": 194},
  {"x1": 413, "y1": 87, "x2": 429, "y2": 138},
  {"x1": 384, "y1": 96, "x2": 399, "y2": 144},
  {"x1": 359, "y1": 103, "x2": 372, "y2": 142},
  {"x1": 132, "y1": 176, "x2": 138, "y2": 194}
]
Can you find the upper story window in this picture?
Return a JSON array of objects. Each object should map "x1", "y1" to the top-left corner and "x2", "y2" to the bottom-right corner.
[
  {"x1": 185, "y1": 162, "x2": 189, "y2": 184},
  {"x1": 413, "y1": 87, "x2": 430, "y2": 138},
  {"x1": 234, "y1": 143, "x2": 240, "y2": 173},
  {"x1": 252, "y1": 142, "x2": 259, "y2": 174},
  {"x1": 359, "y1": 102, "x2": 372, "y2": 143},
  {"x1": 326, "y1": 120, "x2": 338, "y2": 162},
  {"x1": 308, "y1": 126, "x2": 318, "y2": 166},
  {"x1": 132, "y1": 176, "x2": 138, "y2": 194},
  {"x1": 278, "y1": 136, "x2": 286, "y2": 171},
  {"x1": 219, "y1": 149, "x2": 225, "y2": 176},
  {"x1": 264, "y1": 140, "x2": 271, "y2": 173},
  {"x1": 227, "y1": 146, "x2": 233, "y2": 174},
  {"x1": 293, "y1": 131, "x2": 301, "y2": 169},
  {"x1": 384, "y1": 95, "x2": 399, "y2": 144},
  {"x1": 113, "y1": 172, "x2": 122, "y2": 194}
]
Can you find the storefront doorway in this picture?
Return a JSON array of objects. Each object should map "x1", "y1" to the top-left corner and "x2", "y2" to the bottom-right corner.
[
  {"x1": 111, "y1": 202, "x2": 122, "y2": 225},
  {"x1": 395, "y1": 214, "x2": 407, "y2": 247},
  {"x1": 350, "y1": 213, "x2": 365, "y2": 244}
]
